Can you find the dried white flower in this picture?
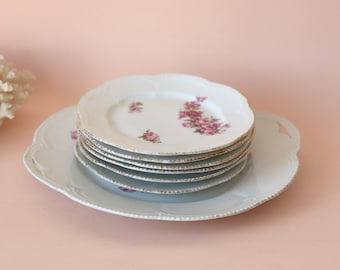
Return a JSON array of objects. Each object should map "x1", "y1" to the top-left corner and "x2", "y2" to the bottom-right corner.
[
  {"x1": 0, "y1": 102, "x2": 14, "y2": 119},
  {"x1": 0, "y1": 54, "x2": 34, "y2": 126},
  {"x1": 6, "y1": 70, "x2": 16, "y2": 79},
  {"x1": 0, "y1": 80, "x2": 14, "y2": 92}
]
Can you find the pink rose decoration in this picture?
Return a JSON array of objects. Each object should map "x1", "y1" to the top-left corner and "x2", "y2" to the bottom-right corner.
[
  {"x1": 118, "y1": 187, "x2": 137, "y2": 193},
  {"x1": 139, "y1": 129, "x2": 161, "y2": 143},
  {"x1": 178, "y1": 96, "x2": 230, "y2": 135},
  {"x1": 128, "y1": 101, "x2": 143, "y2": 113},
  {"x1": 70, "y1": 130, "x2": 78, "y2": 140},
  {"x1": 196, "y1": 96, "x2": 207, "y2": 103}
]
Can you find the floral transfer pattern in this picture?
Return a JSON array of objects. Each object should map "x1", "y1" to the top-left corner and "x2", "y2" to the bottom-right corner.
[
  {"x1": 118, "y1": 186, "x2": 137, "y2": 193},
  {"x1": 70, "y1": 130, "x2": 78, "y2": 140},
  {"x1": 178, "y1": 96, "x2": 230, "y2": 135},
  {"x1": 128, "y1": 101, "x2": 143, "y2": 113},
  {"x1": 139, "y1": 129, "x2": 161, "y2": 143}
]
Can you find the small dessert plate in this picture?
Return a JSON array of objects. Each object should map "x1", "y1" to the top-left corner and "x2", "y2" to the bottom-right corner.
[
  {"x1": 77, "y1": 74, "x2": 254, "y2": 155},
  {"x1": 75, "y1": 143, "x2": 248, "y2": 194},
  {"x1": 77, "y1": 137, "x2": 250, "y2": 175},
  {"x1": 79, "y1": 132, "x2": 253, "y2": 171},
  {"x1": 75, "y1": 139, "x2": 248, "y2": 186},
  {"x1": 79, "y1": 126, "x2": 254, "y2": 164}
]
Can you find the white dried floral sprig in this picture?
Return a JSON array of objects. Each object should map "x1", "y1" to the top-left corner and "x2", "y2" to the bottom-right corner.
[{"x1": 0, "y1": 54, "x2": 35, "y2": 126}]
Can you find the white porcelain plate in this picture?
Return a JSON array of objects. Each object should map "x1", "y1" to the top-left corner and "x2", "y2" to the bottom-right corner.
[
  {"x1": 23, "y1": 107, "x2": 300, "y2": 221},
  {"x1": 77, "y1": 137, "x2": 250, "y2": 175},
  {"x1": 79, "y1": 132, "x2": 253, "y2": 171},
  {"x1": 77, "y1": 74, "x2": 255, "y2": 155},
  {"x1": 79, "y1": 127, "x2": 254, "y2": 164},
  {"x1": 74, "y1": 142, "x2": 248, "y2": 193},
  {"x1": 76, "y1": 139, "x2": 249, "y2": 184}
]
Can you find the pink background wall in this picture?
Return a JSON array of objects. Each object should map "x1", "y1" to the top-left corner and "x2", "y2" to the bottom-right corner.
[{"x1": 1, "y1": 1, "x2": 339, "y2": 269}]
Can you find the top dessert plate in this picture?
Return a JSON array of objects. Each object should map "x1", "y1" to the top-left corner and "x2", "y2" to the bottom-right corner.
[{"x1": 77, "y1": 74, "x2": 254, "y2": 155}]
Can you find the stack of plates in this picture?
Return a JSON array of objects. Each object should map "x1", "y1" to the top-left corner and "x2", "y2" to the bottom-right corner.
[
  {"x1": 74, "y1": 74, "x2": 255, "y2": 194},
  {"x1": 23, "y1": 73, "x2": 301, "y2": 220}
]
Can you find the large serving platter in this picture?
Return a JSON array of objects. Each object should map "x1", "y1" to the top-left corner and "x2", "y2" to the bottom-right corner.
[
  {"x1": 23, "y1": 107, "x2": 300, "y2": 221},
  {"x1": 76, "y1": 74, "x2": 255, "y2": 155}
]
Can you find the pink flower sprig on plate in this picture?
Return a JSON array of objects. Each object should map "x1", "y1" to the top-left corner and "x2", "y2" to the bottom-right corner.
[
  {"x1": 70, "y1": 130, "x2": 78, "y2": 140},
  {"x1": 139, "y1": 129, "x2": 161, "y2": 143},
  {"x1": 178, "y1": 96, "x2": 230, "y2": 135},
  {"x1": 118, "y1": 186, "x2": 137, "y2": 193},
  {"x1": 128, "y1": 101, "x2": 143, "y2": 113}
]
